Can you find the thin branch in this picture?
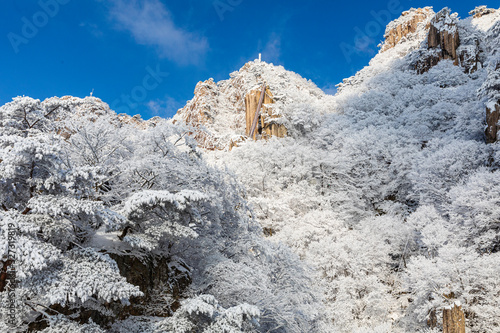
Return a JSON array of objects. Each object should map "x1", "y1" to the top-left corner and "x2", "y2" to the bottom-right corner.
[
  {"x1": 22, "y1": 106, "x2": 32, "y2": 128},
  {"x1": 173, "y1": 132, "x2": 188, "y2": 146},
  {"x1": 29, "y1": 105, "x2": 61, "y2": 129},
  {"x1": 118, "y1": 226, "x2": 132, "y2": 241}
]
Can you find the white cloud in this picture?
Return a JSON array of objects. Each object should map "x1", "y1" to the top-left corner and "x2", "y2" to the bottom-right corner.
[
  {"x1": 261, "y1": 34, "x2": 281, "y2": 64},
  {"x1": 147, "y1": 97, "x2": 183, "y2": 117},
  {"x1": 80, "y1": 22, "x2": 103, "y2": 38},
  {"x1": 108, "y1": 0, "x2": 208, "y2": 65},
  {"x1": 321, "y1": 83, "x2": 338, "y2": 95},
  {"x1": 354, "y1": 36, "x2": 377, "y2": 55}
]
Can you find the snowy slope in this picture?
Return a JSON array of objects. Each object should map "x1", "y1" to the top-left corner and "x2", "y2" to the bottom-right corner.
[{"x1": 200, "y1": 6, "x2": 500, "y2": 333}]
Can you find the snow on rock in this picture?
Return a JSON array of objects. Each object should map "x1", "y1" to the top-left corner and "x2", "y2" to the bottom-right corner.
[
  {"x1": 428, "y1": 8, "x2": 460, "y2": 60},
  {"x1": 243, "y1": 84, "x2": 287, "y2": 142},
  {"x1": 381, "y1": 7, "x2": 435, "y2": 52},
  {"x1": 471, "y1": 6, "x2": 500, "y2": 31},
  {"x1": 470, "y1": 6, "x2": 497, "y2": 19},
  {"x1": 4, "y1": 4, "x2": 500, "y2": 333},
  {"x1": 173, "y1": 60, "x2": 335, "y2": 150},
  {"x1": 117, "y1": 113, "x2": 161, "y2": 130},
  {"x1": 411, "y1": 7, "x2": 461, "y2": 73}
]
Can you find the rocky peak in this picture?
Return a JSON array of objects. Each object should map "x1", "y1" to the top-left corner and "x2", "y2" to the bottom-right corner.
[
  {"x1": 380, "y1": 6, "x2": 497, "y2": 74},
  {"x1": 469, "y1": 6, "x2": 497, "y2": 19},
  {"x1": 381, "y1": 7, "x2": 434, "y2": 52},
  {"x1": 173, "y1": 60, "x2": 332, "y2": 150},
  {"x1": 175, "y1": 78, "x2": 218, "y2": 127}
]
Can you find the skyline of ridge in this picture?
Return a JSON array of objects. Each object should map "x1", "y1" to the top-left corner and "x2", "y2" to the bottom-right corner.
[{"x1": 0, "y1": 0, "x2": 498, "y2": 119}]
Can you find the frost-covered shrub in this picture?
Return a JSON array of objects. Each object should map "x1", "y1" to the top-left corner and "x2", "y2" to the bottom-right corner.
[
  {"x1": 408, "y1": 138, "x2": 490, "y2": 208},
  {"x1": 112, "y1": 294, "x2": 260, "y2": 333},
  {"x1": 205, "y1": 8, "x2": 500, "y2": 332},
  {"x1": 448, "y1": 168, "x2": 500, "y2": 252},
  {"x1": 0, "y1": 97, "x2": 320, "y2": 332}
]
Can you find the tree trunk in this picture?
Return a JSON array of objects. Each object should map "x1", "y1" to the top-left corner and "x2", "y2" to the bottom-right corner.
[{"x1": 443, "y1": 303, "x2": 465, "y2": 333}]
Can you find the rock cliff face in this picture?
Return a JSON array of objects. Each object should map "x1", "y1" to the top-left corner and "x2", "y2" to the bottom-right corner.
[
  {"x1": 28, "y1": 253, "x2": 191, "y2": 331},
  {"x1": 381, "y1": 7, "x2": 434, "y2": 52},
  {"x1": 427, "y1": 8, "x2": 460, "y2": 63},
  {"x1": 109, "y1": 253, "x2": 191, "y2": 317},
  {"x1": 173, "y1": 79, "x2": 222, "y2": 150},
  {"x1": 174, "y1": 6, "x2": 500, "y2": 149},
  {"x1": 483, "y1": 62, "x2": 500, "y2": 143},
  {"x1": 244, "y1": 85, "x2": 287, "y2": 141},
  {"x1": 414, "y1": 8, "x2": 461, "y2": 73},
  {"x1": 379, "y1": 6, "x2": 499, "y2": 75}
]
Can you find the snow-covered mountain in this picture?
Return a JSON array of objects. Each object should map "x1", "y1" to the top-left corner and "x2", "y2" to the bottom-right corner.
[
  {"x1": 1, "y1": 5, "x2": 500, "y2": 333},
  {"x1": 178, "y1": 5, "x2": 500, "y2": 332}
]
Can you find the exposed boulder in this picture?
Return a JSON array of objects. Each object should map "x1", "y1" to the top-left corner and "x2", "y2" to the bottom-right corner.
[
  {"x1": 27, "y1": 252, "x2": 191, "y2": 331},
  {"x1": 381, "y1": 7, "x2": 434, "y2": 52},
  {"x1": 109, "y1": 253, "x2": 191, "y2": 317}
]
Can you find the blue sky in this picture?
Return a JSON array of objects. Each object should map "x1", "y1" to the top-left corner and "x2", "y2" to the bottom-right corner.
[{"x1": 0, "y1": 0, "x2": 498, "y2": 119}]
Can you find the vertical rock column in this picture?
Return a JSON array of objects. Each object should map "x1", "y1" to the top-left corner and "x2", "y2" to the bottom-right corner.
[
  {"x1": 427, "y1": 11, "x2": 460, "y2": 65},
  {"x1": 245, "y1": 85, "x2": 287, "y2": 140},
  {"x1": 415, "y1": 8, "x2": 460, "y2": 73},
  {"x1": 484, "y1": 63, "x2": 500, "y2": 144},
  {"x1": 245, "y1": 86, "x2": 272, "y2": 139}
]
